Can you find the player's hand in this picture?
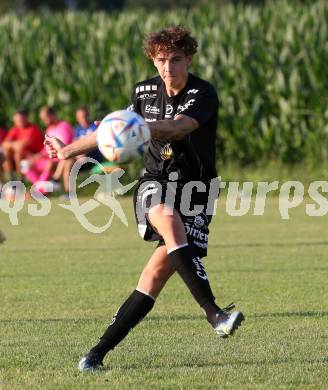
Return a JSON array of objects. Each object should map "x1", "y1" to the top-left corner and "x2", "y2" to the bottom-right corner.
[{"x1": 44, "y1": 135, "x2": 66, "y2": 159}]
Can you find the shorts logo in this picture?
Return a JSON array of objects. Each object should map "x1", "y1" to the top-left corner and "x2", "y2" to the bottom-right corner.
[
  {"x1": 139, "y1": 184, "x2": 159, "y2": 208},
  {"x1": 194, "y1": 215, "x2": 205, "y2": 228},
  {"x1": 184, "y1": 222, "x2": 208, "y2": 242},
  {"x1": 160, "y1": 143, "x2": 173, "y2": 160}
]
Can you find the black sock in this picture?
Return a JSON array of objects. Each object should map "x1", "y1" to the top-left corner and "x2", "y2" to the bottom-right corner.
[
  {"x1": 168, "y1": 245, "x2": 220, "y2": 325},
  {"x1": 89, "y1": 290, "x2": 155, "y2": 361}
]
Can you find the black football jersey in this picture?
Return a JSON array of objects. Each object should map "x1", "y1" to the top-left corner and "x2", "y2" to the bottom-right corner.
[{"x1": 128, "y1": 73, "x2": 219, "y2": 182}]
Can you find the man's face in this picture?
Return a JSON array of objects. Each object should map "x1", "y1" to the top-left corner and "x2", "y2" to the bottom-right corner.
[
  {"x1": 153, "y1": 50, "x2": 192, "y2": 89},
  {"x1": 76, "y1": 109, "x2": 89, "y2": 126},
  {"x1": 13, "y1": 113, "x2": 28, "y2": 128}
]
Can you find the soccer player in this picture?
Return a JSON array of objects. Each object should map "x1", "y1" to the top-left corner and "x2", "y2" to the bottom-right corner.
[{"x1": 44, "y1": 26, "x2": 245, "y2": 372}]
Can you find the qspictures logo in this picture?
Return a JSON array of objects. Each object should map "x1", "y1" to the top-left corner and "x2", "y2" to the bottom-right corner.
[
  {"x1": 0, "y1": 158, "x2": 137, "y2": 234},
  {"x1": 0, "y1": 160, "x2": 328, "y2": 234}
]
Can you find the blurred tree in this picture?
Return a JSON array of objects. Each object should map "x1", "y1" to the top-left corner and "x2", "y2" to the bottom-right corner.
[
  {"x1": 0, "y1": 0, "x2": 284, "y2": 13},
  {"x1": 0, "y1": 0, "x2": 313, "y2": 13},
  {"x1": 26, "y1": 0, "x2": 67, "y2": 10},
  {"x1": 0, "y1": 0, "x2": 25, "y2": 13},
  {"x1": 124, "y1": 0, "x2": 269, "y2": 9},
  {"x1": 0, "y1": 0, "x2": 125, "y2": 12},
  {"x1": 75, "y1": 0, "x2": 125, "y2": 10},
  {"x1": 125, "y1": 0, "x2": 193, "y2": 8}
]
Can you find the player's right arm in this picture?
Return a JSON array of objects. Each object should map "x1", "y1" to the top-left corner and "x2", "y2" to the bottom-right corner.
[{"x1": 44, "y1": 130, "x2": 97, "y2": 160}]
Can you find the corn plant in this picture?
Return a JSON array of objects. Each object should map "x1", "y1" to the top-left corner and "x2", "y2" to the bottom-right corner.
[{"x1": 0, "y1": 0, "x2": 327, "y2": 166}]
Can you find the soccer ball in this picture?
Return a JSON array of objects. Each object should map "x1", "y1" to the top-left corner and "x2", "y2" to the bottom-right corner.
[{"x1": 96, "y1": 110, "x2": 150, "y2": 164}]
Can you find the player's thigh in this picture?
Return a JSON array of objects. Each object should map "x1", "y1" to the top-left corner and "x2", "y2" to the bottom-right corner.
[
  {"x1": 147, "y1": 204, "x2": 187, "y2": 249},
  {"x1": 137, "y1": 245, "x2": 176, "y2": 298}
]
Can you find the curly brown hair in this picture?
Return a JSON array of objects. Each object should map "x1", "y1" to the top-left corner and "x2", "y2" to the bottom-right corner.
[{"x1": 143, "y1": 26, "x2": 198, "y2": 59}]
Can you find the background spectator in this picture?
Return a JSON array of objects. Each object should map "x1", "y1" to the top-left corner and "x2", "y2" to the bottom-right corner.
[
  {"x1": 54, "y1": 106, "x2": 104, "y2": 198},
  {"x1": 1, "y1": 110, "x2": 43, "y2": 182},
  {"x1": 0, "y1": 127, "x2": 6, "y2": 186},
  {"x1": 39, "y1": 106, "x2": 74, "y2": 145},
  {"x1": 39, "y1": 106, "x2": 74, "y2": 197},
  {"x1": 74, "y1": 106, "x2": 103, "y2": 163},
  {"x1": 0, "y1": 127, "x2": 6, "y2": 144}
]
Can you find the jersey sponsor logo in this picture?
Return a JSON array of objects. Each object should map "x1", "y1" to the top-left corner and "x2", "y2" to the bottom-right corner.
[
  {"x1": 165, "y1": 104, "x2": 174, "y2": 118},
  {"x1": 145, "y1": 118, "x2": 156, "y2": 122},
  {"x1": 137, "y1": 93, "x2": 157, "y2": 100},
  {"x1": 160, "y1": 143, "x2": 173, "y2": 160},
  {"x1": 187, "y1": 89, "x2": 199, "y2": 94},
  {"x1": 136, "y1": 85, "x2": 158, "y2": 94},
  {"x1": 177, "y1": 99, "x2": 196, "y2": 114},
  {"x1": 145, "y1": 105, "x2": 160, "y2": 115}
]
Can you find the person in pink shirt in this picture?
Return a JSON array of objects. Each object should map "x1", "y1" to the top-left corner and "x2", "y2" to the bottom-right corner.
[{"x1": 24, "y1": 106, "x2": 74, "y2": 194}]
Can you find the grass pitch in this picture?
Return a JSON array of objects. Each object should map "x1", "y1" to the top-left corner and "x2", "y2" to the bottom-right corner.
[{"x1": 0, "y1": 196, "x2": 327, "y2": 389}]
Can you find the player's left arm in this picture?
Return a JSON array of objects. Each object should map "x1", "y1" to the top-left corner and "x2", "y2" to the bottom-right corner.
[
  {"x1": 45, "y1": 131, "x2": 97, "y2": 160},
  {"x1": 149, "y1": 114, "x2": 198, "y2": 141}
]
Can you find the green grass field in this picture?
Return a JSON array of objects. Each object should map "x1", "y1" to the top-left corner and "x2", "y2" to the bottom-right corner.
[{"x1": 0, "y1": 196, "x2": 327, "y2": 389}]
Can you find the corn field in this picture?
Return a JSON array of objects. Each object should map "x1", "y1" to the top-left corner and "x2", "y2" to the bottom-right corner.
[{"x1": 0, "y1": 1, "x2": 327, "y2": 166}]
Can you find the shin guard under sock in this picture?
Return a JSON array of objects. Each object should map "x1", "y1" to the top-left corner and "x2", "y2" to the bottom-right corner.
[
  {"x1": 168, "y1": 245, "x2": 220, "y2": 324},
  {"x1": 90, "y1": 290, "x2": 155, "y2": 361}
]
